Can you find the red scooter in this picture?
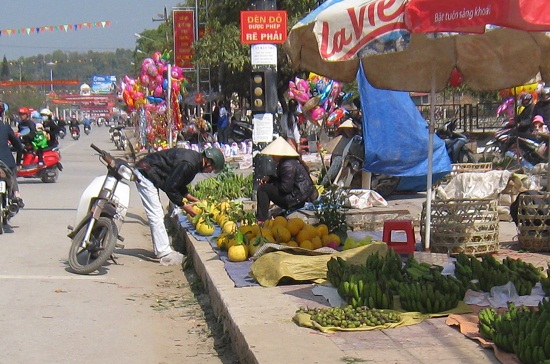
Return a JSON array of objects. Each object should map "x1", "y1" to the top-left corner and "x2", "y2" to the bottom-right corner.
[{"x1": 18, "y1": 146, "x2": 62, "y2": 183}]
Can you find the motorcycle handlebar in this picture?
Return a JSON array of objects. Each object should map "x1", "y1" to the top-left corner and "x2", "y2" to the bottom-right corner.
[{"x1": 90, "y1": 143, "x2": 115, "y2": 167}]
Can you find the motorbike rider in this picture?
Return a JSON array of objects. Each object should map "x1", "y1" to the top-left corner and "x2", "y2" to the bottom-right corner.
[
  {"x1": 532, "y1": 86, "x2": 550, "y2": 128},
  {"x1": 532, "y1": 115, "x2": 549, "y2": 134},
  {"x1": 515, "y1": 93, "x2": 535, "y2": 132},
  {"x1": 17, "y1": 107, "x2": 36, "y2": 145},
  {"x1": 133, "y1": 147, "x2": 225, "y2": 265},
  {"x1": 0, "y1": 101, "x2": 24, "y2": 208},
  {"x1": 69, "y1": 114, "x2": 80, "y2": 135},
  {"x1": 83, "y1": 116, "x2": 91, "y2": 132},
  {"x1": 40, "y1": 108, "x2": 59, "y2": 148}
]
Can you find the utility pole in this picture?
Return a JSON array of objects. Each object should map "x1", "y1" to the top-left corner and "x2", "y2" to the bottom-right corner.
[{"x1": 152, "y1": 6, "x2": 170, "y2": 44}]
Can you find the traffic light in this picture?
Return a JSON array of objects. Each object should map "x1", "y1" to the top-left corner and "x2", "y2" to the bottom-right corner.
[{"x1": 250, "y1": 70, "x2": 277, "y2": 114}]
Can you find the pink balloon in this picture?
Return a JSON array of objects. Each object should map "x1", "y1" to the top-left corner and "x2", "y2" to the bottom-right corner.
[
  {"x1": 154, "y1": 85, "x2": 163, "y2": 98},
  {"x1": 157, "y1": 63, "x2": 166, "y2": 75},
  {"x1": 152, "y1": 52, "x2": 162, "y2": 62},
  {"x1": 141, "y1": 58, "x2": 154, "y2": 72},
  {"x1": 171, "y1": 67, "x2": 183, "y2": 80},
  {"x1": 147, "y1": 64, "x2": 158, "y2": 77},
  {"x1": 139, "y1": 73, "x2": 151, "y2": 86},
  {"x1": 125, "y1": 84, "x2": 134, "y2": 93},
  {"x1": 123, "y1": 75, "x2": 132, "y2": 84},
  {"x1": 155, "y1": 74, "x2": 163, "y2": 85},
  {"x1": 311, "y1": 106, "x2": 326, "y2": 120}
]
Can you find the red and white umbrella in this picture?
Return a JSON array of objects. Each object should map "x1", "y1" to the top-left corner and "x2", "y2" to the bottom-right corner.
[{"x1": 284, "y1": 0, "x2": 550, "y2": 248}]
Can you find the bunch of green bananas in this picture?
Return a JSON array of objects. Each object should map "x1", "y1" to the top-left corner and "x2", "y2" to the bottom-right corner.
[
  {"x1": 397, "y1": 272, "x2": 464, "y2": 314},
  {"x1": 454, "y1": 253, "x2": 539, "y2": 295},
  {"x1": 329, "y1": 251, "x2": 407, "y2": 309},
  {"x1": 477, "y1": 300, "x2": 550, "y2": 363}
]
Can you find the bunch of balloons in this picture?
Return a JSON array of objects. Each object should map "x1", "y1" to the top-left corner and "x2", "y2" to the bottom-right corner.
[
  {"x1": 288, "y1": 73, "x2": 351, "y2": 127},
  {"x1": 497, "y1": 81, "x2": 542, "y2": 118},
  {"x1": 121, "y1": 50, "x2": 189, "y2": 150},
  {"x1": 121, "y1": 50, "x2": 188, "y2": 114}
]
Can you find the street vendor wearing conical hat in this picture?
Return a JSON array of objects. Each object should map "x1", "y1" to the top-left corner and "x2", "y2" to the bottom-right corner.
[
  {"x1": 256, "y1": 137, "x2": 318, "y2": 223},
  {"x1": 321, "y1": 118, "x2": 361, "y2": 187}
]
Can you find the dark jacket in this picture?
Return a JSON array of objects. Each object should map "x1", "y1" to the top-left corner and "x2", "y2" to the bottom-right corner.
[
  {"x1": 18, "y1": 119, "x2": 36, "y2": 145},
  {"x1": 0, "y1": 119, "x2": 23, "y2": 169},
  {"x1": 43, "y1": 118, "x2": 59, "y2": 147},
  {"x1": 275, "y1": 157, "x2": 317, "y2": 209},
  {"x1": 533, "y1": 100, "x2": 550, "y2": 125},
  {"x1": 136, "y1": 148, "x2": 203, "y2": 206}
]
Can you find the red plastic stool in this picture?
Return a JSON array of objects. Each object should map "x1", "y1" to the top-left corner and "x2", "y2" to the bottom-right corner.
[{"x1": 382, "y1": 220, "x2": 416, "y2": 254}]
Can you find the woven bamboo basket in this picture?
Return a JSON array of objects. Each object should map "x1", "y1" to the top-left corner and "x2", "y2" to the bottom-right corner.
[
  {"x1": 450, "y1": 162, "x2": 493, "y2": 176},
  {"x1": 421, "y1": 198, "x2": 499, "y2": 256},
  {"x1": 437, "y1": 162, "x2": 493, "y2": 185},
  {"x1": 517, "y1": 192, "x2": 550, "y2": 252}
]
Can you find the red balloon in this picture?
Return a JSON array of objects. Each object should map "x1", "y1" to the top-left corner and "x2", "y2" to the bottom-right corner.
[{"x1": 449, "y1": 69, "x2": 463, "y2": 87}]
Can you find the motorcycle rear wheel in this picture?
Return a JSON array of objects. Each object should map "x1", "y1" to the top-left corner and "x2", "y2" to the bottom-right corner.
[{"x1": 68, "y1": 216, "x2": 118, "y2": 274}]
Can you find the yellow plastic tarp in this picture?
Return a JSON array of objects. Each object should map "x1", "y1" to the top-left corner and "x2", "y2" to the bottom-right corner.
[{"x1": 249, "y1": 242, "x2": 388, "y2": 287}]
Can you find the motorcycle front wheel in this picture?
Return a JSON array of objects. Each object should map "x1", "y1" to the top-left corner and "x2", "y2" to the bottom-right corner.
[{"x1": 68, "y1": 216, "x2": 118, "y2": 274}]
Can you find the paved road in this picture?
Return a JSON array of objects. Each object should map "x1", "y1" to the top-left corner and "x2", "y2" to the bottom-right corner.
[{"x1": 0, "y1": 127, "x2": 235, "y2": 363}]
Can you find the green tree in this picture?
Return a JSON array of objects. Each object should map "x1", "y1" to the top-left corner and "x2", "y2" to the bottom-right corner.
[
  {"x1": 192, "y1": 0, "x2": 321, "y2": 109},
  {"x1": 1, "y1": 56, "x2": 10, "y2": 82}
]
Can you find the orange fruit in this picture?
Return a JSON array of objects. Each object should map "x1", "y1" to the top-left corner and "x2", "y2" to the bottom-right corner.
[
  {"x1": 296, "y1": 229, "x2": 314, "y2": 244},
  {"x1": 299, "y1": 240, "x2": 314, "y2": 250},
  {"x1": 272, "y1": 216, "x2": 288, "y2": 228},
  {"x1": 271, "y1": 225, "x2": 291, "y2": 244},
  {"x1": 316, "y1": 224, "x2": 329, "y2": 237},
  {"x1": 311, "y1": 236, "x2": 323, "y2": 250},
  {"x1": 287, "y1": 218, "x2": 305, "y2": 236}
]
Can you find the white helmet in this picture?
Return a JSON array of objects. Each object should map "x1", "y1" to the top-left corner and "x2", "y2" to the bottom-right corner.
[{"x1": 40, "y1": 108, "x2": 52, "y2": 116}]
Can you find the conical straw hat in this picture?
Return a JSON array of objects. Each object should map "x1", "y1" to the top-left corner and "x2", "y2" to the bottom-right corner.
[
  {"x1": 260, "y1": 136, "x2": 299, "y2": 157},
  {"x1": 337, "y1": 119, "x2": 355, "y2": 129}
]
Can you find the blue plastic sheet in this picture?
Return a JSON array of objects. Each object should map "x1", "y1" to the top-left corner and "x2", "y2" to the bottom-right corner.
[{"x1": 357, "y1": 65, "x2": 451, "y2": 191}]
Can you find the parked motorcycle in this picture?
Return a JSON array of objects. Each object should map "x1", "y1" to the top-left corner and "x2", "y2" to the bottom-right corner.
[
  {"x1": 328, "y1": 135, "x2": 401, "y2": 198},
  {"x1": 436, "y1": 119, "x2": 477, "y2": 163},
  {"x1": 70, "y1": 126, "x2": 80, "y2": 140},
  {"x1": 231, "y1": 120, "x2": 253, "y2": 143},
  {"x1": 482, "y1": 118, "x2": 547, "y2": 171},
  {"x1": 67, "y1": 144, "x2": 135, "y2": 274},
  {"x1": 0, "y1": 161, "x2": 21, "y2": 232}
]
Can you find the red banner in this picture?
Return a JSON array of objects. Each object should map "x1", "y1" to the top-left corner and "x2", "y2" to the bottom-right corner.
[
  {"x1": 173, "y1": 10, "x2": 195, "y2": 69},
  {"x1": 0, "y1": 80, "x2": 79, "y2": 86}
]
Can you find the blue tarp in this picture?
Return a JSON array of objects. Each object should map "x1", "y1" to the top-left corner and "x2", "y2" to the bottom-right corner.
[{"x1": 357, "y1": 65, "x2": 451, "y2": 191}]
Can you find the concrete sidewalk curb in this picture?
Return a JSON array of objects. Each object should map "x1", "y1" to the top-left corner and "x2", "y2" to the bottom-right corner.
[{"x1": 171, "y1": 212, "x2": 502, "y2": 364}]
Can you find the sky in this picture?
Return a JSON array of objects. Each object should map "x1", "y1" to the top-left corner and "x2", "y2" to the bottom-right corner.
[{"x1": 1, "y1": 0, "x2": 186, "y2": 61}]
